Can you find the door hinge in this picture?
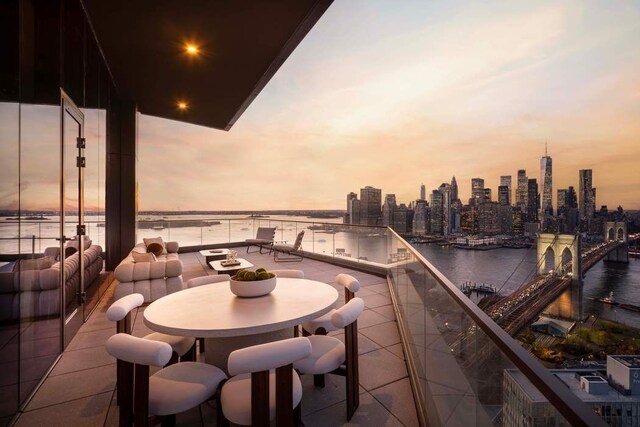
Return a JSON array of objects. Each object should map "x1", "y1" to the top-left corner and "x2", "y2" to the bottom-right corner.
[
  {"x1": 76, "y1": 224, "x2": 86, "y2": 236},
  {"x1": 76, "y1": 137, "x2": 86, "y2": 149},
  {"x1": 77, "y1": 156, "x2": 86, "y2": 167}
]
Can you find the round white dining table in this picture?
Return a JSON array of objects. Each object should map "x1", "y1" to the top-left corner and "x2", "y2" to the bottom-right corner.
[{"x1": 143, "y1": 278, "x2": 339, "y2": 371}]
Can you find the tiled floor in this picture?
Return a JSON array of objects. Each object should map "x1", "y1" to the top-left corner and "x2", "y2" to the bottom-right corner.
[{"x1": 13, "y1": 249, "x2": 418, "y2": 426}]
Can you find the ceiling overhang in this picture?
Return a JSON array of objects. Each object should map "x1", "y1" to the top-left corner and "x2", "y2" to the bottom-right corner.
[{"x1": 83, "y1": 0, "x2": 333, "y2": 130}]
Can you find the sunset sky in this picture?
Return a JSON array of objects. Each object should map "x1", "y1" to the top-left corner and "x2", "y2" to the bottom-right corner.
[
  {"x1": 2, "y1": 1, "x2": 639, "y2": 212},
  {"x1": 138, "y1": 0, "x2": 640, "y2": 211}
]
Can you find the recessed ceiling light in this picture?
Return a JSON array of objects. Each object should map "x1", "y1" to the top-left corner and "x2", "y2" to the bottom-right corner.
[
  {"x1": 177, "y1": 100, "x2": 189, "y2": 111},
  {"x1": 184, "y1": 43, "x2": 200, "y2": 56}
]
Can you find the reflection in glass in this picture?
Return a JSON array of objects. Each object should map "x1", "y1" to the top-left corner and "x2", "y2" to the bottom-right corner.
[{"x1": 18, "y1": 104, "x2": 61, "y2": 413}]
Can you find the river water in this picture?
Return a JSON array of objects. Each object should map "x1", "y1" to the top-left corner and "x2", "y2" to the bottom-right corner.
[
  {"x1": 2, "y1": 213, "x2": 638, "y2": 328},
  {"x1": 415, "y1": 244, "x2": 640, "y2": 329}
]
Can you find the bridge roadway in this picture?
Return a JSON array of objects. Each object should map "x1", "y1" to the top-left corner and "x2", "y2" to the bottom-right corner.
[{"x1": 486, "y1": 240, "x2": 623, "y2": 336}]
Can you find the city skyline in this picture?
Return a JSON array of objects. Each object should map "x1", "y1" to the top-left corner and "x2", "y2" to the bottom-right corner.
[{"x1": 1, "y1": 1, "x2": 639, "y2": 211}]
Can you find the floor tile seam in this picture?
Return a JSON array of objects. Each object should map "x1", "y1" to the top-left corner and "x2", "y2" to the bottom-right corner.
[
  {"x1": 48, "y1": 360, "x2": 116, "y2": 377},
  {"x1": 361, "y1": 345, "x2": 406, "y2": 363},
  {"x1": 65, "y1": 341, "x2": 113, "y2": 352},
  {"x1": 367, "y1": 383, "x2": 413, "y2": 427},
  {"x1": 102, "y1": 389, "x2": 117, "y2": 427},
  {"x1": 361, "y1": 374, "x2": 411, "y2": 396},
  {"x1": 24, "y1": 389, "x2": 114, "y2": 413}
]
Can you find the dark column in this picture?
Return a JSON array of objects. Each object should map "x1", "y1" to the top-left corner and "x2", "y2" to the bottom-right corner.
[{"x1": 106, "y1": 93, "x2": 137, "y2": 270}]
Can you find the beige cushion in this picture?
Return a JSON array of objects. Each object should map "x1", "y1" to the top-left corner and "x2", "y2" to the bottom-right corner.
[
  {"x1": 131, "y1": 251, "x2": 157, "y2": 263},
  {"x1": 221, "y1": 370, "x2": 302, "y2": 425},
  {"x1": 143, "y1": 237, "x2": 167, "y2": 254},
  {"x1": 293, "y1": 335, "x2": 345, "y2": 375},
  {"x1": 18, "y1": 256, "x2": 53, "y2": 271},
  {"x1": 144, "y1": 332, "x2": 195, "y2": 357},
  {"x1": 106, "y1": 293, "x2": 144, "y2": 321},
  {"x1": 149, "y1": 362, "x2": 226, "y2": 416}
]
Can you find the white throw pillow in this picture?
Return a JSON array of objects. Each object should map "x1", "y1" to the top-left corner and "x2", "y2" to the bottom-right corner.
[
  {"x1": 131, "y1": 252, "x2": 157, "y2": 263},
  {"x1": 143, "y1": 237, "x2": 167, "y2": 254}
]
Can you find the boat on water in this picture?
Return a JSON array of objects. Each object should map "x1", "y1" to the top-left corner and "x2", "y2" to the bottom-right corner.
[
  {"x1": 461, "y1": 281, "x2": 497, "y2": 295},
  {"x1": 597, "y1": 291, "x2": 616, "y2": 305},
  {"x1": 593, "y1": 292, "x2": 640, "y2": 313}
]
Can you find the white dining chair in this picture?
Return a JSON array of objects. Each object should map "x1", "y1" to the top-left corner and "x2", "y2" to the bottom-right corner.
[
  {"x1": 107, "y1": 294, "x2": 197, "y2": 404},
  {"x1": 184, "y1": 275, "x2": 231, "y2": 353},
  {"x1": 294, "y1": 297, "x2": 365, "y2": 421},
  {"x1": 106, "y1": 333, "x2": 226, "y2": 426},
  {"x1": 302, "y1": 273, "x2": 360, "y2": 336},
  {"x1": 185, "y1": 274, "x2": 231, "y2": 288},
  {"x1": 218, "y1": 337, "x2": 312, "y2": 426},
  {"x1": 271, "y1": 269, "x2": 305, "y2": 279}
]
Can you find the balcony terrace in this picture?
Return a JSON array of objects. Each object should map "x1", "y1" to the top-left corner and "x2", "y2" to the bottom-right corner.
[{"x1": 12, "y1": 248, "x2": 418, "y2": 427}]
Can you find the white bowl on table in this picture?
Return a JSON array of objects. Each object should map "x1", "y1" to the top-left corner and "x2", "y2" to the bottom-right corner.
[{"x1": 229, "y1": 276, "x2": 277, "y2": 297}]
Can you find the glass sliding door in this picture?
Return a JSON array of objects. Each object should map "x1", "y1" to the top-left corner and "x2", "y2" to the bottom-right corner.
[{"x1": 60, "y1": 90, "x2": 85, "y2": 348}]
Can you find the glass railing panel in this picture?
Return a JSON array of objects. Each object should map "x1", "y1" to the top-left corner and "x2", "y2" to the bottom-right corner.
[
  {"x1": 230, "y1": 219, "x2": 253, "y2": 243},
  {"x1": 387, "y1": 230, "x2": 596, "y2": 426},
  {"x1": 199, "y1": 219, "x2": 229, "y2": 246}
]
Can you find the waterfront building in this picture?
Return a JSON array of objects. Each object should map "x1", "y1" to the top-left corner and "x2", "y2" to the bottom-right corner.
[
  {"x1": 430, "y1": 190, "x2": 444, "y2": 234},
  {"x1": 471, "y1": 178, "x2": 485, "y2": 205},
  {"x1": 513, "y1": 207, "x2": 524, "y2": 235},
  {"x1": 346, "y1": 192, "x2": 358, "y2": 224},
  {"x1": 527, "y1": 178, "x2": 539, "y2": 223},
  {"x1": 540, "y1": 147, "x2": 553, "y2": 218},
  {"x1": 382, "y1": 193, "x2": 397, "y2": 227},
  {"x1": 439, "y1": 183, "x2": 452, "y2": 236},
  {"x1": 393, "y1": 203, "x2": 413, "y2": 233},
  {"x1": 478, "y1": 202, "x2": 500, "y2": 235},
  {"x1": 566, "y1": 186, "x2": 578, "y2": 208},
  {"x1": 523, "y1": 221, "x2": 539, "y2": 237},
  {"x1": 450, "y1": 176, "x2": 459, "y2": 201},
  {"x1": 460, "y1": 205, "x2": 478, "y2": 235},
  {"x1": 500, "y1": 175, "x2": 512, "y2": 205},
  {"x1": 420, "y1": 183, "x2": 426, "y2": 201},
  {"x1": 517, "y1": 169, "x2": 528, "y2": 207},
  {"x1": 579, "y1": 169, "x2": 596, "y2": 221},
  {"x1": 503, "y1": 356, "x2": 640, "y2": 427},
  {"x1": 360, "y1": 186, "x2": 382, "y2": 226},
  {"x1": 498, "y1": 204, "x2": 514, "y2": 234},
  {"x1": 413, "y1": 199, "x2": 430, "y2": 234}
]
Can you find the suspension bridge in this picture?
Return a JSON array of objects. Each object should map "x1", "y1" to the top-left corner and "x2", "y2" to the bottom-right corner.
[{"x1": 486, "y1": 221, "x2": 629, "y2": 336}]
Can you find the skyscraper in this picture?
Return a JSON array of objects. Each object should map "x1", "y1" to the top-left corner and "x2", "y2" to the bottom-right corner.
[
  {"x1": 346, "y1": 192, "x2": 359, "y2": 224},
  {"x1": 540, "y1": 146, "x2": 553, "y2": 217},
  {"x1": 360, "y1": 186, "x2": 382, "y2": 226},
  {"x1": 420, "y1": 184, "x2": 426, "y2": 201},
  {"x1": 382, "y1": 194, "x2": 396, "y2": 227},
  {"x1": 430, "y1": 190, "x2": 443, "y2": 235},
  {"x1": 450, "y1": 176, "x2": 458, "y2": 201},
  {"x1": 471, "y1": 178, "x2": 485, "y2": 204},
  {"x1": 498, "y1": 185, "x2": 510, "y2": 206},
  {"x1": 579, "y1": 169, "x2": 595, "y2": 220},
  {"x1": 413, "y1": 199, "x2": 430, "y2": 234},
  {"x1": 557, "y1": 189, "x2": 567, "y2": 210},
  {"x1": 527, "y1": 179, "x2": 539, "y2": 223},
  {"x1": 516, "y1": 169, "x2": 528, "y2": 207},
  {"x1": 483, "y1": 188, "x2": 492, "y2": 203},
  {"x1": 500, "y1": 175, "x2": 512, "y2": 205},
  {"x1": 439, "y1": 183, "x2": 452, "y2": 236}
]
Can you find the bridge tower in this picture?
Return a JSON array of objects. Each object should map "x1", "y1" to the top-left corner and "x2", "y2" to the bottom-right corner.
[
  {"x1": 537, "y1": 233, "x2": 583, "y2": 320},
  {"x1": 604, "y1": 221, "x2": 629, "y2": 263}
]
